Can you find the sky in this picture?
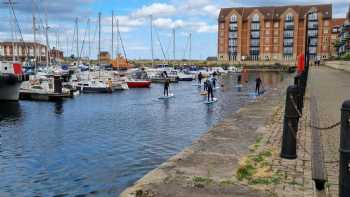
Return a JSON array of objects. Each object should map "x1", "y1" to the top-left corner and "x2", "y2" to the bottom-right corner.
[{"x1": 0, "y1": 0, "x2": 349, "y2": 60}]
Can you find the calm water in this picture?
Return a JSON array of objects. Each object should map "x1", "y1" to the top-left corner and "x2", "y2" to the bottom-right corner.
[{"x1": 0, "y1": 72, "x2": 286, "y2": 197}]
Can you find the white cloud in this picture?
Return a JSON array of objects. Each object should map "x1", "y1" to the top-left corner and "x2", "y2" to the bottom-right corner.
[
  {"x1": 132, "y1": 3, "x2": 177, "y2": 18},
  {"x1": 153, "y1": 18, "x2": 185, "y2": 29},
  {"x1": 202, "y1": 5, "x2": 220, "y2": 17}
]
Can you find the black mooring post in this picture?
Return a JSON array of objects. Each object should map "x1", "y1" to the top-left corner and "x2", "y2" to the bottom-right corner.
[
  {"x1": 281, "y1": 85, "x2": 301, "y2": 159},
  {"x1": 339, "y1": 100, "x2": 350, "y2": 197}
]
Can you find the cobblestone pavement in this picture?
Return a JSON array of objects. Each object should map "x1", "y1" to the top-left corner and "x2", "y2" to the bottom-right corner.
[
  {"x1": 245, "y1": 93, "x2": 315, "y2": 197},
  {"x1": 308, "y1": 66, "x2": 350, "y2": 196}
]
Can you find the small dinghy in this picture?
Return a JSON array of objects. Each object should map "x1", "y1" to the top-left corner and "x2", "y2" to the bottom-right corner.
[
  {"x1": 158, "y1": 93, "x2": 175, "y2": 99},
  {"x1": 204, "y1": 98, "x2": 218, "y2": 104}
]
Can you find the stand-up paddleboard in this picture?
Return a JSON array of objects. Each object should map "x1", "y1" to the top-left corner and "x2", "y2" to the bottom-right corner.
[
  {"x1": 158, "y1": 93, "x2": 175, "y2": 99},
  {"x1": 204, "y1": 98, "x2": 218, "y2": 104},
  {"x1": 200, "y1": 91, "x2": 208, "y2": 95}
]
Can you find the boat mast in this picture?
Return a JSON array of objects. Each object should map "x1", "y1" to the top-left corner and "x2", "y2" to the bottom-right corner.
[
  {"x1": 75, "y1": 17, "x2": 79, "y2": 62},
  {"x1": 189, "y1": 33, "x2": 192, "y2": 66},
  {"x1": 88, "y1": 18, "x2": 91, "y2": 63},
  {"x1": 32, "y1": 0, "x2": 37, "y2": 69},
  {"x1": 111, "y1": 10, "x2": 114, "y2": 60},
  {"x1": 45, "y1": 2, "x2": 49, "y2": 66},
  {"x1": 172, "y1": 28, "x2": 175, "y2": 64},
  {"x1": 7, "y1": 0, "x2": 15, "y2": 62},
  {"x1": 116, "y1": 18, "x2": 120, "y2": 68},
  {"x1": 150, "y1": 15, "x2": 154, "y2": 67},
  {"x1": 98, "y1": 12, "x2": 101, "y2": 78}
]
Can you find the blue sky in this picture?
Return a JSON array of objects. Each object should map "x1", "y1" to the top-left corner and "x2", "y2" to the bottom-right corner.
[{"x1": 0, "y1": 0, "x2": 349, "y2": 60}]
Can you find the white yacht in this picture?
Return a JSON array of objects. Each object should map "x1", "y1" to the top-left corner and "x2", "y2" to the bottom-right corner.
[{"x1": 0, "y1": 61, "x2": 25, "y2": 101}]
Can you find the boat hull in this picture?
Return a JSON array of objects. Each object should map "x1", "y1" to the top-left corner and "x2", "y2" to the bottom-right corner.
[
  {"x1": 126, "y1": 81, "x2": 151, "y2": 88},
  {"x1": 78, "y1": 86, "x2": 113, "y2": 93},
  {"x1": 0, "y1": 80, "x2": 21, "y2": 101}
]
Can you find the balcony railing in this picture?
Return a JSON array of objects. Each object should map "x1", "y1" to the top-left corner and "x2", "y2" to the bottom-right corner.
[{"x1": 284, "y1": 25, "x2": 294, "y2": 30}]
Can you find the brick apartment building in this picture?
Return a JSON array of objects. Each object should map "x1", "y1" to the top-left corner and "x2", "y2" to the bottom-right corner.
[
  {"x1": 0, "y1": 41, "x2": 47, "y2": 62},
  {"x1": 218, "y1": 4, "x2": 340, "y2": 62},
  {"x1": 338, "y1": 6, "x2": 350, "y2": 56}
]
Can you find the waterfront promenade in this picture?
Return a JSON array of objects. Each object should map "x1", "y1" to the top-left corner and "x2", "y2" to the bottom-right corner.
[{"x1": 120, "y1": 63, "x2": 350, "y2": 197}]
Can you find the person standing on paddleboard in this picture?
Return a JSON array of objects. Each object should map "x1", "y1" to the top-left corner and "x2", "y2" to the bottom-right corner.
[
  {"x1": 164, "y1": 78, "x2": 170, "y2": 97},
  {"x1": 255, "y1": 76, "x2": 262, "y2": 95},
  {"x1": 206, "y1": 78, "x2": 214, "y2": 102},
  {"x1": 198, "y1": 72, "x2": 203, "y2": 85}
]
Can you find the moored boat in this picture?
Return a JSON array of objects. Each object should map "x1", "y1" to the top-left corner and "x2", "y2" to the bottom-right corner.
[
  {"x1": 126, "y1": 80, "x2": 151, "y2": 88},
  {"x1": 0, "y1": 61, "x2": 25, "y2": 101}
]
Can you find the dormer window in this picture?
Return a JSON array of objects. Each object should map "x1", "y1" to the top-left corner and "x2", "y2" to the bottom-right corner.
[
  {"x1": 231, "y1": 15, "x2": 237, "y2": 22},
  {"x1": 252, "y1": 14, "x2": 259, "y2": 22},
  {"x1": 309, "y1": 12, "x2": 317, "y2": 20},
  {"x1": 285, "y1": 14, "x2": 293, "y2": 21}
]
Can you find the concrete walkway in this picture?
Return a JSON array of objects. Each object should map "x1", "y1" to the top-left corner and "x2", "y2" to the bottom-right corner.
[
  {"x1": 309, "y1": 66, "x2": 350, "y2": 196},
  {"x1": 324, "y1": 61, "x2": 350, "y2": 72}
]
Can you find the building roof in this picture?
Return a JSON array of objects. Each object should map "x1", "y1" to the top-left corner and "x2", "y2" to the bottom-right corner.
[
  {"x1": 331, "y1": 18, "x2": 346, "y2": 27},
  {"x1": 219, "y1": 4, "x2": 332, "y2": 22},
  {"x1": 0, "y1": 41, "x2": 46, "y2": 47}
]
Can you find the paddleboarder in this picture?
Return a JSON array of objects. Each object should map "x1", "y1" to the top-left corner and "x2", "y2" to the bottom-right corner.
[
  {"x1": 206, "y1": 78, "x2": 214, "y2": 102},
  {"x1": 255, "y1": 76, "x2": 262, "y2": 95},
  {"x1": 198, "y1": 72, "x2": 203, "y2": 85},
  {"x1": 237, "y1": 74, "x2": 242, "y2": 84},
  {"x1": 164, "y1": 78, "x2": 170, "y2": 97},
  {"x1": 212, "y1": 77, "x2": 217, "y2": 88}
]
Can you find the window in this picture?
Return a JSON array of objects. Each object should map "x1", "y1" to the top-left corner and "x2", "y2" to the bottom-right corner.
[
  {"x1": 265, "y1": 37, "x2": 270, "y2": 44},
  {"x1": 284, "y1": 22, "x2": 294, "y2": 29},
  {"x1": 273, "y1": 38, "x2": 279, "y2": 44},
  {"x1": 285, "y1": 14, "x2": 293, "y2": 21},
  {"x1": 220, "y1": 32, "x2": 224, "y2": 37},
  {"x1": 251, "y1": 31, "x2": 260, "y2": 38},
  {"x1": 324, "y1": 28, "x2": 328, "y2": 34},
  {"x1": 265, "y1": 47, "x2": 269, "y2": 51},
  {"x1": 251, "y1": 23, "x2": 260, "y2": 30},
  {"x1": 283, "y1": 47, "x2": 293, "y2": 54},
  {"x1": 284, "y1": 31, "x2": 294, "y2": 38},
  {"x1": 274, "y1": 30, "x2": 279, "y2": 36},
  {"x1": 309, "y1": 13, "x2": 317, "y2": 20},
  {"x1": 229, "y1": 39, "x2": 237, "y2": 46},
  {"x1": 252, "y1": 14, "x2": 259, "y2": 22},
  {"x1": 308, "y1": 30, "x2": 318, "y2": 37},
  {"x1": 309, "y1": 46, "x2": 317, "y2": 54},
  {"x1": 229, "y1": 32, "x2": 237, "y2": 38},
  {"x1": 274, "y1": 22, "x2": 279, "y2": 28},
  {"x1": 308, "y1": 21, "x2": 318, "y2": 29},
  {"x1": 250, "y1": 39, "x2": 260, "y2": 46},
  {"x1": 230, "y1": 23, "x2": 237, "y2": 31},
  {"x1": 265, "y1": 22, "x2": 271, "y2": 28},
  {"x1": 273, "y1": 46, "x2": 278, "y2": 52},
  {"x1": 265, "y1": 30, "x2": 270, "y2": 35},
  {"x1": 284, "y1": 39, "x2": 293, "y2": 46},
  {"x1": 231, "y1": 15, "x2": 237, "y2": 22},
  {"x1": 309, "y1": 38, "x2": 317, "y2": 46}
]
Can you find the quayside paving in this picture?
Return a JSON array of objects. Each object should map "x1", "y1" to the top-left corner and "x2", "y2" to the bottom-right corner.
[{"x1": 120, "y1": 75, "x2": 293, "y2": 197}]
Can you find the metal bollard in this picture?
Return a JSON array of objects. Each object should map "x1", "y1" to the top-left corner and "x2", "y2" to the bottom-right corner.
[
  {"x1": 339, "y1": 100, "x2": 350, "y2": 197},
  {"x1": 281, "y1": 85, "x2": 301, "y2": 159}
]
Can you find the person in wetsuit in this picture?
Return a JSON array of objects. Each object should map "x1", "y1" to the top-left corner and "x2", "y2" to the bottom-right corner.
[
  {"x1": 206, "y1": 78, "x2": 214, "y2": 102},
  {"x1": 255, "y1": 76, "x2": 262, "y2": 95},
  {"x1": 237, "y1": 74, "x2": 242, "y2": 84},
  {"x1": 164, "y1": 78, "x2": 170, "y2": 96},
  {"x1": 212, "y1": 77, "x2": 217, "y2": 88},
  {"x1": 198, "y1": 72, "x2": 203, "y2": 85}
]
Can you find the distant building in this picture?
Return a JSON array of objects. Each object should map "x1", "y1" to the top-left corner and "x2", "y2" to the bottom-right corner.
[
  {"x1": 98, "y1": 51, "x2": 110, "y2": 64},
  {"x1": 0, "y1": 41, "x2": 47, "y2": 62},
  {"x1": 330, "y1": 18, "x2": 346, "y2": 57},
  {"x1": 218, "y1": 4, "x2": 340, "y2": 62},
  {"x1": 49, "y1": 47, "x2": 64, "y2": 63},
  {"x1": 111, "y1": 54, "x2": 132, "y2": 70},
  {"x1": 338, "y1": 5, "x2": 350, "y2": 56}
]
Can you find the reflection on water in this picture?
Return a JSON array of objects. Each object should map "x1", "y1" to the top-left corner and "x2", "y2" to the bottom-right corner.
[
  {"x1": 0, "y1": 102, "x2": 21, "y2": 123},
  {"x1": 0, "y1": 72, "x2": 287, "y2": 197}
]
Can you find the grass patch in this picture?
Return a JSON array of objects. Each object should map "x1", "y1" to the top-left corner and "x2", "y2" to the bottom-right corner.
[
  {"x1": 192, "y1": 176, "x2": 213, "y2": 187},
  {"x1": 236, "y1": 148, "x2": 282, "y2": 186}
]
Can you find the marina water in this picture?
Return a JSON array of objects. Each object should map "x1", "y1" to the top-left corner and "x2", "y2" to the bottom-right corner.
[{"x1": 0, "y1": 72, "x2": 286, "y2": 197}]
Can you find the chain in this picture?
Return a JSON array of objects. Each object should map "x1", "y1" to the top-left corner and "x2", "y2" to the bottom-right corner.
[
  {"x1": 289, "y1": 95, "x2": 302, "y2": 117},
  {"x1": 287, "y1": 121, "x2": 311, "y2": 156},
  {"x1": 309, "y1": 121, "x2": 341, "y2": 130}
]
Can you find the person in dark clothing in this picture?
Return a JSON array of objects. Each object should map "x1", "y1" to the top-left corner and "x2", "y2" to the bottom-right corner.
[
  {"x1": 162, "y1": 71, "x2": 168, "y2": 78},
  {"x1": 198, "y1": 72, "x2": 203, "y2": 85},
  {"x1": 164, "y1": 78, "x2": 170, "y2": 96},
  {"x1": 212, "y1": 77, "x2": 217, "y2": 88},
  {"x1": 255, "y1": 77, "x2": 262, "y2": 95},
  {"x1": 203, "y1": 80, "x2": 208, "y2": 91},
  {"x1": 237, "y1": 74, "x2": 242, "y2": 84},
  {"x1": 206, "y1": 79, "x2": 214, "y2": 102}
]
